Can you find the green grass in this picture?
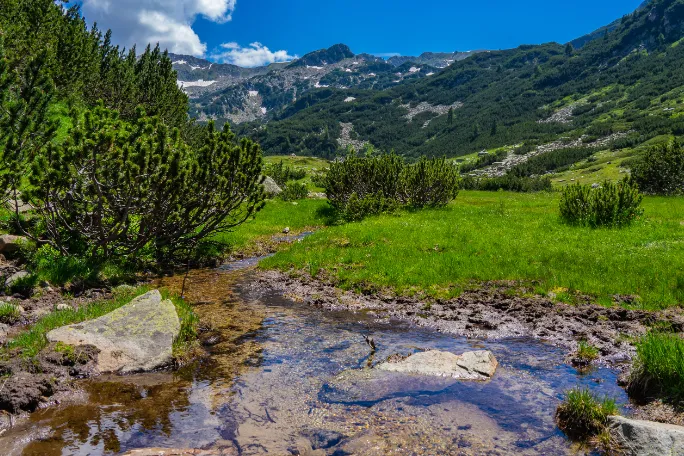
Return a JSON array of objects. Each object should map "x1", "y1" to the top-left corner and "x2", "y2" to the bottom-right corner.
[
  {"x1": 630, "y1": 331, "x2": 684, "y2": 402},
  {"x1": 0, "y1": 302, "x2": 21, "y2": 324},
  {"x1": 165, "y1": 289, "x2": 200, "y2": 362},
  {"x1": 574, "y1": 341, "x2": 600, "y2": 366},
  {"x1": 214, "y1": 199, "x2": 330, "y2": 253},
  {"x1": 556, "y1": 388, "x2": 618, "y2": 441},
  {"x1": 262, "y1": 191, "x2": 684, "y2": 310}
]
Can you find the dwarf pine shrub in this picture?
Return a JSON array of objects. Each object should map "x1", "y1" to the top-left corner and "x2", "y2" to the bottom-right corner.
[
  {"x1": 631, "y1": 141, "x2": 684, "y2": 196},
  {"x1": 559, "y1": 179, "x2": 643, "y2": 228},
  {"x1": 280, "y1": 182, "x2": 309, "y2": 201},
  {"x1": 325, "y1": 152, "x2": 459, "y2": 220}
]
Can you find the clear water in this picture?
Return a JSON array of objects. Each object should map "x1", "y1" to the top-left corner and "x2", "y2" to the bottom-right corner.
[{"x1": 0, "y1": 267, "x2": 629, "y2": 455}]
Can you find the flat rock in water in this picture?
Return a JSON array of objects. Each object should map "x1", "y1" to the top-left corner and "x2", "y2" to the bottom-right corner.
[
  {"x1": 47, "y1": 290, "x2": 180, "y2": 374},
  {"x1": 376, "y1": 350, "x2": 498, "y2": 380},
  {"x1": 608, "y1": 416, "x2": 684, "y2": 456}
]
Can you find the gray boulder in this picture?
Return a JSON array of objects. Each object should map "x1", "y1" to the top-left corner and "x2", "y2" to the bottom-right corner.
[
  {"x1": 376, "y1": 350, "x2": 498, "y2": 380},
  {"x1": 262, "y1": 176, "x2": 282, "y2": 196},
  {"x1": 0, "y1": 235, "x2": 27, "y2": 254},
  {"x1": 4, "y1": 271, "x2": 29, "y2": 288},
  {"x1": 47, "y1": 290, "x2": 180, "y2": 374},
  {"x1": 608, "y1": 415, "x2": 684, "y2": 456}
]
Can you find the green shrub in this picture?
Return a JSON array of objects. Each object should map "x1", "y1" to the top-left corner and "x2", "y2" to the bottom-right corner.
[
  {"x1": 310, "y1": 172, "x2": 327, "y2": 188},
  {"x1": 556, "y1": 388, "x2": 618, "y2": 441},
  {"x1": 628, "y1": 331, "x2": 684, "y2": 402},
  {"x1": 280, "y1": 182, "x2": 309, "y2": 201},
  {"x1": 631, "y1": 141, "x2": 684, "y2": 195},
  {"x1": 265, "y1": 160, "x2": 307, "y2": 186},
  {"x1": 343, "y1": 192, "x2": 399, "y2": 221},
  {"x1": 28, "y1": 108, "x2": 265, "y2": 265},
  {"x1": 461, "y1": 175, "x2": 552, "y2": 192},
  {"x1": 400, "y1": 157, "x2": 460, "y2": 208},
  {"x1": 460, "y1": 149, "x2": 507, "y2": 173},
  {"x1": 559, "y1": 179, "x2": 643, "y2": 228},
  {"x1": 325, "y1": 152, "x2": 459, "y2": 220},
  {"x1": 0, "y1": 302, "x2": 21, "y2": 324}
]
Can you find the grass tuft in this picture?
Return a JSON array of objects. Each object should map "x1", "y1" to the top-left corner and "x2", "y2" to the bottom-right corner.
[
  {"x1": 628, "y1": 331, "x2": 684, "y2": 402},
  {"x1": 573, "y1": 340, "x2": 600, "y2": 367},
  {"x1": 556, "y1": 388, "x2": 618, "y2": 441},
  {"x1": 0, "y1": 302, "x2": 21, "y2": 324},
  {"x1": 164, "y1": 289, "x2": 201, "y2": 365}
]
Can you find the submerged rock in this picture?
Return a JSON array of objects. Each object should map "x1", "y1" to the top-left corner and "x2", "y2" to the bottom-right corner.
[
  {"x1": 47, "y1": 290, "x2": 180, "y2": 374},
  {"x1": 608, "y1": 415, "x2": 684, "y2": 456},
  {"x1": 376, "y1": 350, "x2": 498, "y2": 380}
]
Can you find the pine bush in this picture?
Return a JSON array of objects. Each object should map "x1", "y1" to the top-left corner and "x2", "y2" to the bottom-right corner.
[{"x1": 559, "y1": 179, "x2": 643, "y2": 228}]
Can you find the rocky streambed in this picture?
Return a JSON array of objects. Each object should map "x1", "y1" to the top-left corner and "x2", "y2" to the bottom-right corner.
[{"x1": 0, "y1": 263, "x2": 681, "y2": 455}]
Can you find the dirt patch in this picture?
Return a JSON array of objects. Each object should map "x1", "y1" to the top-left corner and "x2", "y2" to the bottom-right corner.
[
  {"x1": 0, "y1": 343, "x2": 99, "y2": 414},
  {"x1": 252, "y1": 270, "x2": 684, "y2": 369}
]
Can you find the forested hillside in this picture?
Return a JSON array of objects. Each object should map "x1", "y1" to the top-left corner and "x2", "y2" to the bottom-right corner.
[{"x1": 234, "y1": 0, "x2": 684, "y2": 160}]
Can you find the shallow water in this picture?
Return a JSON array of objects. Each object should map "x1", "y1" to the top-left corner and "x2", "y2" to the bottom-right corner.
[{"x1": 0, "y1": 265, "x2": 629, "y2": 455}]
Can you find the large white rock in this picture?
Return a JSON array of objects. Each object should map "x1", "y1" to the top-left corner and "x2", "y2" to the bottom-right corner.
[
  {"x1": 262, "y1": 176, "x2": 282, "y2": 196},
  {"x1": 608, "y1": 415, "x2": 684, "y2": 456},
  {"x1": 47, "y1": 290, "x2": 180, "y2": 374},
  {"x1": 376, "y1": 350, "x2": 498, "y2": 380}
]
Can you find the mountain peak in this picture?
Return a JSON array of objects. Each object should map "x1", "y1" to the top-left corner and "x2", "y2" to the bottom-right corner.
[{"x1": 288, "y1": 44, "x2": 355, "y2": 68}]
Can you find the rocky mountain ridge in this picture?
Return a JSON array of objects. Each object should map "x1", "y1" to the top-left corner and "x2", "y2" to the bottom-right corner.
[{"x1": 173, "y1": 44, "x2": 479, "y2": 125}]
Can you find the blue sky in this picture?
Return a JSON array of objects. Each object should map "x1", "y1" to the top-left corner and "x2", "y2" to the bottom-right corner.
[{"x1": 75, "y1": 0, "x2": 645, "y2": 66}]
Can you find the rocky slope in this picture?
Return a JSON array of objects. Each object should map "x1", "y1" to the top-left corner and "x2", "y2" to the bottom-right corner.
[{"x1": 174, "y1": 44, "x2": 466, "y2": 125}]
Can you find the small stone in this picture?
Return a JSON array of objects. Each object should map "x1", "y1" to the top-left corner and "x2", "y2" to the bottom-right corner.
[
  {"x1": 591, "y1": 183, "x2": 600, "y2": 189},
  {"x1": 282, "y1": 227, "x2": 291, "y2": 234},
  {"x1": 56, "y1": 303, "x2": 72, "y2": 311}
]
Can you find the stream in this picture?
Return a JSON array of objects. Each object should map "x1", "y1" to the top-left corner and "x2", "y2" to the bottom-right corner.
[{"x1": 0, "y1": 261, "x2": 630, "y2": 455}]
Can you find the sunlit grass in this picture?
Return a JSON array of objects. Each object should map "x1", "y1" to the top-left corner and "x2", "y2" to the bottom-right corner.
[
  {"x1": 262, "y1": 191, "x2": 684, "y2": 310},
  {"x1": 630, "y1": 331, "x2": 684, "y2": 401}
]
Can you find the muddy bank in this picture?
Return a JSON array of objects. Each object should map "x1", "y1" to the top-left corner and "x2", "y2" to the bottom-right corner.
[{"x1": 253, "y1": 270, "x2": 684, "y2": 368}]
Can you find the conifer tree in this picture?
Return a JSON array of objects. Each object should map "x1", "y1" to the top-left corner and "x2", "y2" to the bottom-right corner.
[{"x1": 0, "y1": 40, "x2": 58, "y2": 226}]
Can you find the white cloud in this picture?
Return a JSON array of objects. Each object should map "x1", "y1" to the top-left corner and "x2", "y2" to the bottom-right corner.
[
  {"x1": 211, "y1": 42, "x2": 296, "y2": 67},
  {"x1": 79, "y1": 0, "x2": 237, "y2": 56}
]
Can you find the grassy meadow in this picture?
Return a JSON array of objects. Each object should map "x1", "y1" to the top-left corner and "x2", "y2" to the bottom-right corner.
[
  {"x1": 214, "y1": 198, "x2": 330, "y2": 254},
  {"x1": 261, "y1": 190, "x2": 684, "y2": 310}
]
